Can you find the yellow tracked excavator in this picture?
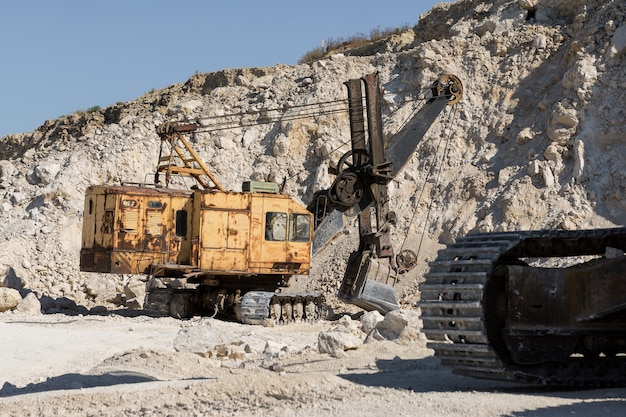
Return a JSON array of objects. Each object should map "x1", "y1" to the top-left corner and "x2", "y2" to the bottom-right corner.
[{"x1": 80, "y1": 72, "x2": 462, "y2": 324}]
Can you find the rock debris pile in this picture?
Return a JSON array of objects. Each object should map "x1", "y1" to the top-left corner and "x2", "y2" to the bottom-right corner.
[
  {"x1": 0, "y1": 0, "x2": 624, "y2": 314},
  {"x1": 167, "y1": 310, "x2": 421, "y2": 366}
]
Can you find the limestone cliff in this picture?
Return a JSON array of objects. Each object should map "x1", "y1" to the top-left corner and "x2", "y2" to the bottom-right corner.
[{"x1": 0, "y1": 0, "x2": 624, "y2": 311}]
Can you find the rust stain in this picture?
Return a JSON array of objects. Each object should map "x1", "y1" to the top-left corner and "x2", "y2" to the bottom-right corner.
[{"x1": 101, "y1": 211, "x2": 113, "y2": 234}]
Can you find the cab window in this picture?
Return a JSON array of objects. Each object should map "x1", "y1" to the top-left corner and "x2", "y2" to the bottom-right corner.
[
  {"x1": 289, "y1": 214, "x2": 311, "y2": 242},
  {"x1": 265, "y1": 212, "x2": 287, "y2": 241}
]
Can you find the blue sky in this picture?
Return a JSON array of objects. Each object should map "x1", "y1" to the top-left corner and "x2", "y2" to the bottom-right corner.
[{"x1": 0, "y1": 0, "x2": 441, "y2": 137}]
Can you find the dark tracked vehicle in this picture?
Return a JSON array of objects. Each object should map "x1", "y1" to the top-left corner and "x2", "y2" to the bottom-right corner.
[{"x1": 421, "y1": 227, "x2": 626, "y2": 386}]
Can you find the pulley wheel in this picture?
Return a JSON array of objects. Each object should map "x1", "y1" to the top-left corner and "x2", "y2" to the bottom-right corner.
[
  {"x1": 396, "y1": 249, "x2": 418, "y2": 274},
  {"x1": 337, "y1": 149, "x2": 370, "y2": 172},
  {"x1": 328, "y1": 171, "x2": 363, "y2": 208},
  {"x1": 433, "y1": 74, "x2": 463, "y2": 105}
]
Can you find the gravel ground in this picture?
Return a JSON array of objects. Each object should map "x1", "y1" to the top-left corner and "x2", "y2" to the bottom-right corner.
[{"x1": 1, "y1": 312, "x2": 625, "y2": 417}]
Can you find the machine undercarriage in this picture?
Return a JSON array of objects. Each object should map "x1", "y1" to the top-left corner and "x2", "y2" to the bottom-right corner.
[
  {"x1": 143, "y1": 264, "x2": 326, "y2": 324},
  {"x1": 421, "y1": 227, "x2": 626, "y2": 386}
]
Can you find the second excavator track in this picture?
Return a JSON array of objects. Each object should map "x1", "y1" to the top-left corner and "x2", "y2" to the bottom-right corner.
[
  {"x1": 236, "y1": 291, "x2": 327, "y2": 325},
  {"x1": 420, "y1": 227, "x2": 626, "y2": 386},
  {"x1": 145, "y1": 285, "x2": 326, "y2": 325}
]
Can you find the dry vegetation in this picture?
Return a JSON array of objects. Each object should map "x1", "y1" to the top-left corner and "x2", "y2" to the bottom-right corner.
[{"x1": 298, "y1": 24, "x2": 413, "y2": 63}]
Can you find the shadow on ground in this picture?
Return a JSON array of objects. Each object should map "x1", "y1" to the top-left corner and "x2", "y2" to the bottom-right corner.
[
  {"x1": 0, "y1": 371, "x2": 158, "y2": 397},
  {"x1": 509, "y1": 400, "x2": 626, "y2": 417},
  {"x1": 36, "y1": 293, "x2": 145, "y2": 318},
  {"x1": 340, "y1": 356, "x2": 626, "y2": 415},
  {"x1": 341, "y1": 356, "x2": 626, "y2": 394},
  {"x1": 339, "y1": 355, "x2": 512, "y2": 393}
]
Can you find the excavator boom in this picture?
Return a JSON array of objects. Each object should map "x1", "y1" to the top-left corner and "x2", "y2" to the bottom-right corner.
[{"x1": 311, "y1": 72, "x2": 463, "y2": 313}]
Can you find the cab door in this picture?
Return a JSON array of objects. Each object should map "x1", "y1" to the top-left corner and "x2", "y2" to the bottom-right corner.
[{"x1": 198, "y1": 192, "x2": 251, "y2": 272}]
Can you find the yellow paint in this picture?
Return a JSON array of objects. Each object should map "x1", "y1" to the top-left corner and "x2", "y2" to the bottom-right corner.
[{"x1": 80, "y1": 184, "x2": 312, "y2": 278}]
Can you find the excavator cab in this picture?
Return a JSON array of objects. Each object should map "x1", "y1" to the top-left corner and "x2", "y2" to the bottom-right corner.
[{"x1": 81, "y1": 184, "x2": 312, "y2": 277}]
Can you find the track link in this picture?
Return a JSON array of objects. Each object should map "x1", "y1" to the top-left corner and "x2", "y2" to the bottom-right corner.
[
  {"x1": 420, "y1": 227, "x2": 626, "y2": 386},
  {"x1": 144, "y1": 288, "x2": 198, "y2": 319},
  {"x1": 237, "y1": 291, "x2": 326, "y2": 325},
  {"x1": 421, "y1": 233, "x2": 519, "y2": 382}
]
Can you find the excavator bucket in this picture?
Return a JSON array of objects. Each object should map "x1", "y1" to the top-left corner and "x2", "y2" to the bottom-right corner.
[{"x1": 338, "y1": 251, "x2": 400, "y2": 314}]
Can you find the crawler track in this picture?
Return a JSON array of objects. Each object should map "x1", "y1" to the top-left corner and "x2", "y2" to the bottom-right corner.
[
  {"x1": 420, "y1": 227, "x2": 626, "y2": 386},
  {"x1": 236, "y1": 291, "x2": 326, "y2": 325},
  {"x1": 144, "y1": 287, "x2": 326, "y2": 325}
]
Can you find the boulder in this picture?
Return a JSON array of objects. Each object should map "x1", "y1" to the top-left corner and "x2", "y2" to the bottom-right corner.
[
  {"x1": 375, "y1": 309, "x2": 422, "y2": 343},
  {"x1": 547, "y1": 105, "x2": 578, "y2": 145},
  {"x1": 84, "y1": 275, "x2": 119, "y2": 303},
  {"x1": 0, "y1": 160, "x2": 16, "y2": 182},
  {"x1": 123, "y1": 276, "x2": 146, "y2": 309},
  {"x1": 533, "y1": 34, "x2": 547, "y2": 50},
  {"x1": 241, "y1": 129, "x2": 257, "y2": 148},
  {"x1": 360, "y1": 310, "x2": 384, "y2": 334},
  {"x1": 516, "y1": 127, "x2": 534, "y2": 145},
  {"x1": 31, "y1": 162, "x2": 61, "y2": 186},
  {"x1": 15, "y1": 292, "x2": 41, "y2": 314},
  {"x1": 318, "y1": 330, "x2": 362, "y2": 358},
  {"x1": 544, "y1": 143, "x2": 562, "y2": 161},
  {"x1": 272, "y1": 134, "x2": 290, "y2": 157},
  {"x1": 0, "y1": 288, "x2": 22, "y2": 312},
  {"x1": 179, "y1": 99, "x2": 203, "y2": 114},
  {"x1": 263, "y1": 340, "x2": 288, "y2": 356},
  {"x1": 609, "y1": 24, "x2": 626, "y2": 59}
]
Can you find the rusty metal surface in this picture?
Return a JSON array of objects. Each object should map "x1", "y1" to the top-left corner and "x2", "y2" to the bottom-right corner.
[
  {"x1": 384, "y1": 74, "x2": 462, "y2": 179},
  {"x1": 338, "y1": 250, "x2": 399, "y2": 313},
  {"x1": 155, "y1": 122, "x2": 225, "y2": 191},
  {"x1": 81, "y1": 184, "x2": 313, "y2": 277},
  {"x1": 421, "y1": 227, "x2": 626, "y2": 386},
  {"x1": 362, "y1": 73, "x2": 393, "y2": 258},
  {"x1": 503, "y1": 257, "x2": 626, "y2": 364},
  {"x1": 87, "y1": 184, "x2": 194, "y2": 197}
]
